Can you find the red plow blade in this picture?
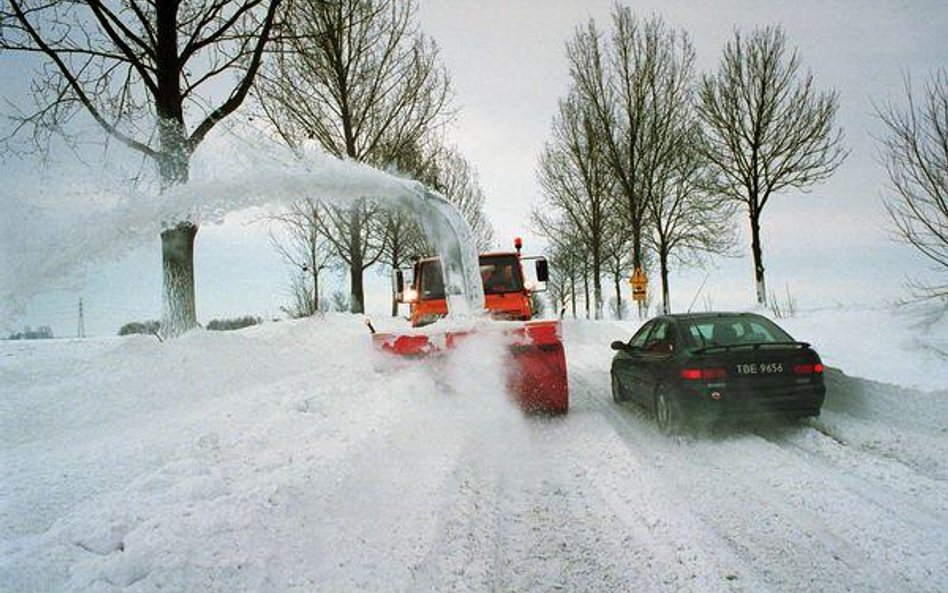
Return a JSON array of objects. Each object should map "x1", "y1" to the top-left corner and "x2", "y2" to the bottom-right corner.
[{"x1": 372, "y1": 319, "x2": 569, "y2": 415}]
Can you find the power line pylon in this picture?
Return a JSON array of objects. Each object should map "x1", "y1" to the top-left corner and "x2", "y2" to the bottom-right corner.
[{"x1": 77, "y1": 298, "x2": 86, "y2": 338}]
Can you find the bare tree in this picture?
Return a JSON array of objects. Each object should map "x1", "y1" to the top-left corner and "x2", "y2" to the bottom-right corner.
[
  {"x1": 548, "y1": 239, "x2": 586, "y2": 320},
  {"x1": 647, "y1": 127, "x2": 736, "y2": 314},
  {"x1": 269, "y1": 198, "x2": 335, "y2": 316},
  {"x1": 566, "y1": 17, "x2": 643, "y2": 313},
  {"x1": 1, "y1": 1, "x2": 280, "y2": 336},
  {"x1": 602, "y1": 228, "x2": 634, "y2": 320},
  {"x1": 253, "y1": 0, "x2": 451, "y2": 313},
  {"x1": 536, "y1": 91, "x2": 614, "y2": 319},
  {"x1": 697, "y1": 25, "x2": 846, "y2": 305},
  {"x1": 635, "y1": 35, "x2": 736, "y2": 315},
  {"x1": 314, "y1": 197, "x2": 391, "y2": 309},
  {"x1": 876, "y1": 71, "x2": 948, "y2": 299},
  {"x1": 567, "y1": 10, "x2": 701, "y2": 318},
  {"x1": 531, "y1": 211, "x2": 586, "y2": 319}
]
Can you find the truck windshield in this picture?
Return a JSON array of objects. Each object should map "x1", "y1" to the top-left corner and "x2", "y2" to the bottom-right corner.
[
  {"x1": 416, "y1": 254, "x2": 523, "y2": 300},
  {"x1": 418, "y1": 261, "x2": 445, "y2": 299},
  {"x1": 479, "y1": 254, "x2": 523, "y2": 295}
]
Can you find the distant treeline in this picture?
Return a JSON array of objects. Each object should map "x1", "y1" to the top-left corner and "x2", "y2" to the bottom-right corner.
[
  {"x1": 205, "y1": 316, "x2": 262, "y2": 331},
  {"x1": 6, "y1": 326, "x2": 54, "y2": 340},
  {"x1": 118, "y1": 320, "x2": 161, "y2": 336},
  {"x1": 118, "y1": 316, "x2": 262, "y2": 336}
]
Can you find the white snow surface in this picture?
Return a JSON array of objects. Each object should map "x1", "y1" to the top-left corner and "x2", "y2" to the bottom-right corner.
[{"x1": 2, "y1": 307, "x2": 947, "y2": 592}]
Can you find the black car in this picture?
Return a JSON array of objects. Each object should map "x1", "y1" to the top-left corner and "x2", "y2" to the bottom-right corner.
[{"x1": 610, "y1": 312, "x2": 826, "y2": 433}]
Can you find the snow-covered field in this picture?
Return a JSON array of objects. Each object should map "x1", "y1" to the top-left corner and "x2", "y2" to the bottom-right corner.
[{"x1": 2, "y1": 306, "x2": 947, "y2": 592}]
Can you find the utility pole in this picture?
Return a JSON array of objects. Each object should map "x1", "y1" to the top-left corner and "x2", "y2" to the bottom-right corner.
[{"x1": 77, "y1": 298, "x2": 86, "y2": 338}]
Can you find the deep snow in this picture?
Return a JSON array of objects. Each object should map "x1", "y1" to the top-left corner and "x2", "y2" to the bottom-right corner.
[{"x1": 1, "y1": 306, "x2": 947, "y2": 592}]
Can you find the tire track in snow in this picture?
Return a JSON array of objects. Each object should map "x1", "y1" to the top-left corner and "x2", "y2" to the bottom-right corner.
[
  {"x1": 819, "y1": 370, "x2": 948, "y2": 482},
  {"x1": 572, "y1": 372, "x2": 942, "y2": 593},
  {"x1": 563, "y1": 370, "x2": 775, "y2": 592},
  {"x1": 405, "y1": 411, "x2": 664, "y2": 592},
  {"x1": 753, "y1": 425, "x2": 948, "y2": 531}
]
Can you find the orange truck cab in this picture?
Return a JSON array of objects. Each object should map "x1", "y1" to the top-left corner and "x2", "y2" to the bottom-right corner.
[{"x1": 401, "y1": 251, "x2": 546, "y2": 327}]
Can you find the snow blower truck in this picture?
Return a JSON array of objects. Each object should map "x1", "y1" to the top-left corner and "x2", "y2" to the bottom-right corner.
[{"x1": 364, "y1": 183, "x2": 569, "y2": 415}]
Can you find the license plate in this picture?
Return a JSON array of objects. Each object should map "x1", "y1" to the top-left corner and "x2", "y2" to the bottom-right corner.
[{"x1": 735, "y1": 362, "x2": 784, "y2": 375}]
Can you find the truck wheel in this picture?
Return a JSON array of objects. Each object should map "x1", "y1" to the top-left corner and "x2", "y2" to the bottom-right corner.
[
  {"x1": 655, "y1": 389, "x2": 682, "y2": 435},
  {"x1": 611, "y1": 372, "x2": 625, "y2": 404}
]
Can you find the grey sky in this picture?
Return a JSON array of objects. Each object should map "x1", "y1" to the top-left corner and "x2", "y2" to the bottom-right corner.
[{"x1": 3, "y1": 1, "x2": 947, "y2": 337}]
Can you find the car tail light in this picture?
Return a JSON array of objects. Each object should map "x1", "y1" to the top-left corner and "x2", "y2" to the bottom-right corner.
[
  {"x1": 681, "y1": 368, "x2": 727, "y2": 381},
  {"x1": 793, "y1": 363, "x2": 824, "y2": 375}
]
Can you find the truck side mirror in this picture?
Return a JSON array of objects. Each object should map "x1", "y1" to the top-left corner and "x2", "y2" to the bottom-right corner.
[{"x1": 535, "y1": 258, "x2": 549, "y2": 282}]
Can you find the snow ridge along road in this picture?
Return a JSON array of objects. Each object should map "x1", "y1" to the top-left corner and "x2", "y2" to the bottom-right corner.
[{"x1": 1, "y1": 313, "x2": 946, "y2": 592}]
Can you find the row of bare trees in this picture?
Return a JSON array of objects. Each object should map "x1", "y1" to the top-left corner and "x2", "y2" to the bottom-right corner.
[
  {"x1": 268, "y1": 141, "x2": 494, "y2": 318},
  {"x1": 253, "y1": 0, "x2": 493, "y2": 316},
  {"x1": 1, "y1": 0, "x2": 492, "y2": 331},
  {"x1": 3, "y1": 1, "x2": 943, "y2": 336},
  {"x1": 535, "y1": 7, "x2": 847, "y2": 317}
]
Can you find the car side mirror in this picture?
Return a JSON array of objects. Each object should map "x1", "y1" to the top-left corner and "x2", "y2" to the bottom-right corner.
[{"x1": 610, "y1": 340, "x2": 627, "y2": 351}]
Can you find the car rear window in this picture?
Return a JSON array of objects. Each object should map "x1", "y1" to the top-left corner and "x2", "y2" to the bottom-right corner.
[{"x1": 684, "y1": 316, "x2": 793, "y2": 348}]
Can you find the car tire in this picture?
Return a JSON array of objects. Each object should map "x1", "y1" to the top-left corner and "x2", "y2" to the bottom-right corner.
[
  {"x1": 654, "y1": 388, "x2": 682, "y2": 435},
  {"x1": 611, "y1": 372, "x2": 625, "y2": 404}
]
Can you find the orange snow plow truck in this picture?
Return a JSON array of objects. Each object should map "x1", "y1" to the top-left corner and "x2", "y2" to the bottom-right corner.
[{"x1": 372, "y1": 239, "x2": 569, "y2": 415}]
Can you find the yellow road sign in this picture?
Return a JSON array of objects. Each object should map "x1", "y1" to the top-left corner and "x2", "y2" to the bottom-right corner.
[{"x1": 629, "y1": 267, "x2": 647, "y2": 302}]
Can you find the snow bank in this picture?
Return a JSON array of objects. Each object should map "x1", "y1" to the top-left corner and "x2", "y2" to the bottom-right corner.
[
  {"x1": 1, "y1": 314, "x2": 525, "y2": 592},
  {"x1": 778, "y1": 303, "x2": 948, "y2": 392},
  {"x1": 2, "y1": 307, "x2": 947, "y2": 592}
]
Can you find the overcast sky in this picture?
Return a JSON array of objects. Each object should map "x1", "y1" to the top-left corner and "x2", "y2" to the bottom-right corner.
[{"x1": 3, "y1": 1, "x2": 948, "y2": 337}]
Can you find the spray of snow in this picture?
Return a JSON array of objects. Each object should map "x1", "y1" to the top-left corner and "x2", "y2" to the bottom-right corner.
[{"x1": 0, "y1": 125, "x2": 484, "y2": 328}]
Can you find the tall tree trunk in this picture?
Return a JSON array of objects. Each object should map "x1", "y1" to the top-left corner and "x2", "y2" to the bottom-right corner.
[
  {"x1": 390, "y1": 252, "x2": 399, "y2": 317},
  {"x1": 350, "y1": 263, "x2": 364, "y2": 314},
  {"x1": 349, "y1": 208, "x2": 365, "y2": 314},
  {"x1": 570, "y1": 275, "x2": 577, "y2": 319},
  {"x1": 583, "y1": 265, "x2": 590, "y2": 320},
  {"x1": 155, "y1": 2, "x2": 198, "y2": 337},
  {"x1": 312, "y1": 269, "x2": 320, "y2": 314},
  {"x1": 592, "y1": 251, "x2": 602, "y2": 320},
  {"x1": 750, "y1": 211, "x2": 766, "y2": 305},
  {"x1": 156, "y1": 128, "x2": 196, "y2": 336},
  {"x1": 614, "y1": 274, "x2": 622, "y2": 320},
  {"x1": 310, "y1": 241, "x2": 320, "y2": 314},
  {"x1": 660, "y1": 248, "x2": 670, "y2": 315},
  {"x1": 161, "y1": 223, "x2": 198, "y2": 336}
]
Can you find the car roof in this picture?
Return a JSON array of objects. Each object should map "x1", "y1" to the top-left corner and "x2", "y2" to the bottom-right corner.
[{"x1": 658, "y1": 311, "x2": 768, "y2": 322}]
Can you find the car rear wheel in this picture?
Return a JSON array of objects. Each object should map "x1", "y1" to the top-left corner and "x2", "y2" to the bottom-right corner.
[
  {"x1": 655, "y1": 388, "x2": 682, "y2": 435},
  {"x1": 611, "y1": 372, "x2": 625, "y2": 404}
]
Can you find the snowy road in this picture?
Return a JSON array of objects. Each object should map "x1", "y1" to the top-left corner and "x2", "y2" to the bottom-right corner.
[{"x1": 2, "y1": 315, "x2": 947, "y2": 592}]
